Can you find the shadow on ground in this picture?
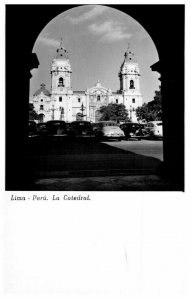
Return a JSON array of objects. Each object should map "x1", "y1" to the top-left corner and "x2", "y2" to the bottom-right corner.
[
  {"x1": 22, "y1": 137, "x2": 180, "y2": 191},
  {"x1": 28, "y1": 137, "x2": 161, "y2": 177}
]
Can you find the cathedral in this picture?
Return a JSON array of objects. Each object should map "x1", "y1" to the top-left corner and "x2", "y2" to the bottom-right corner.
[{"x1": 30, "y1": 41, "x2": 143, "y2": 123}]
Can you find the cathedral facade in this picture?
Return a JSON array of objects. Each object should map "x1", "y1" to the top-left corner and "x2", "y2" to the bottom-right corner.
[{"x1": 30, "y1": 41, "x2": 143, "y2": 123}]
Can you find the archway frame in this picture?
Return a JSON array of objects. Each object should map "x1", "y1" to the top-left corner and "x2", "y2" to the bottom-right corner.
[{"x1": 6, "y1": 4, "x2": 184, "y2": 190}]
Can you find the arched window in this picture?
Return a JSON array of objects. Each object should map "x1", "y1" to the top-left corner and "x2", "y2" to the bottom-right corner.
[
  {"x1": 97, "y1": 95, "x2": 100, "y2": 101},
  {"x1": 130, "y1": 80, "x2": 135, "y2": 89},
  {"x1": 40, "y1": 105, "x2": 43, "y2": 110},
  {"x1": 58, "y1": 77, "x2": 64, "y2": 87}
]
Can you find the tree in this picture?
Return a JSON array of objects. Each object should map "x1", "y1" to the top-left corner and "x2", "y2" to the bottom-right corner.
[
  {"x1": 29, "y1": 103, "x2": 39, "y2": 121},
  {"x1": 99, "y1": 103, "x2": 130, "y2": 123},
  {"x1": 136, "y1": 103, "x2": 150, "y2": 122},
  {"x1": 136, "y1": 86, "x2": 162, "y2": 122}
]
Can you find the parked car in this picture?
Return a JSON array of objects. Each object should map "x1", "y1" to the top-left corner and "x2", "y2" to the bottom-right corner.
[
  {"x1": 69, "y1": 121, "x2": 94, "y2": 138},
  {"x1": 37, "y1": 122, "x2": 48, "y2": 137},
  {"x1": 93, "y1": 121, "x2": 125, "y2": 141},
  {"x1": 66, "y1": 122, "x2": 72, "y2": 131},
  {"x1": 144, "y1": 121, "x2": 163, "y2": 139},
  {"x1": 120, "y1": 122, "x2": 147, "y2": 140},
  {"x1": 28, "y1": 120, "x2": 38, "y2": 138},
  {"x1": 46, "y1": 120, "x2": 68, "y2": 138}
]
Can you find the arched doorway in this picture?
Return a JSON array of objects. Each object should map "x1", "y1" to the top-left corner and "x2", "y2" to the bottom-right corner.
[
  {"x1": 95, "y1": 110, "x2": 102, "y2": 122},
  {"x1": 76, "y1": 112, "x2": 82, "y2": 121},
  {"x1": 30, "y1": 5, "x2": 160, "y2": 106},
  {"x1": 38, "y1": 113, "x2": 45, "y2": 123}
]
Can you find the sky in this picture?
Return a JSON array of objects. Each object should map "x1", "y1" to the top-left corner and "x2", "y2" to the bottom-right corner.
[{"x1": 30, "y1": 4, "x2": 160, "y2": 103}]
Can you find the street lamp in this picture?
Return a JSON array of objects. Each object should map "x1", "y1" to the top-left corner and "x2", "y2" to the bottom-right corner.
[
  {"x1": 80, "y1": 103, "x2": 86, "y2": 120},
  {"x1": 59, "y1": 107, "x2": 64, "y2": 121},
  {"x1": 129, "y1": 105, "x2": 136, "y2": 121}
]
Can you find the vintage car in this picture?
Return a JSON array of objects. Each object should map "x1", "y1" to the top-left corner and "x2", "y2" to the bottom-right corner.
[
  {"x1": 28, "y1": 120, "x2": 38, "y2": 138},
  {"x1": 68, "y1": 121, "x2": 94, "y2": 138},
  {"x1": 37, "y1": 122, "x2": 48, "y2": 137},
  {"x1": 120, "y1": 122, "x2": 147, "y2": 140},
  {"x1": 144, "y1": 121, "x2": 163, "y2": 139},
  {"x1": 46, "y1": 120, "x2": 68, "y2": 138},
  {"x1": 93, "y1": 121, "x2": 125, "y2": 141}
]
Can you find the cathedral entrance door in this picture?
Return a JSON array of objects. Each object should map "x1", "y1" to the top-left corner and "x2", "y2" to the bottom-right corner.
[
  {"x1": 76, "y1": 112, "x2": 83, "y2": 121},
  {"x1": 38, "y1": 113, "x2": 45, "y2": 123},
  {"x1": 95, "y1": 110, "x2": 102, "y2": 122}
]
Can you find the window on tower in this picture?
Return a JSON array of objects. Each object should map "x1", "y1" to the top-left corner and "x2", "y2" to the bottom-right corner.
[
  {"x1": 97, "y1": 95, "x2": 100, "y2": 101},
  {"x1": 58, "y1": 77, "x2": 64, "y2": 87},
  {"x1": 132, "y1": 98, "x2": 135, "y2": 103},
  {"x1": 116, "y1": 99, "x2": 118, "y2": 104},
  {"x1": 40, "y1": 105, "x2": 44, "y2": 110},
  {"x1": 130, "y1": 80, "x2": 135, "y2": 89},
  {"x1": 78, "y1": 98, "x2": 81, "y2": 103},
  {"x1": 59, "y1": 97, "x2": 62, "y2": 102}
]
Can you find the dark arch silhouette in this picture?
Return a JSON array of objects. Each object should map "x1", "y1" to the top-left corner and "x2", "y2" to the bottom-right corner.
[{"x1": 6, "y1": 5, "x2": 184, "y2": 190}]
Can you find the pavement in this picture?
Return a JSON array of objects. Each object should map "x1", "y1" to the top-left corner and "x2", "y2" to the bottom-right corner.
[
  {"x1": 25, "y1": 137, "x2": 179, "y2": 191},
  {"x1": 34, "y1": 174, "x2": 179, "y2": 191},
  {"x1": 29, "y1": 138, "x2": 163, "y2": 176}
]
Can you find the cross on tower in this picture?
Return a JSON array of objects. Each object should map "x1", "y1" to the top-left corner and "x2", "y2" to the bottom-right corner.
[
  {"x1": 124, "y1": 43, "x2": 134, "y2": 61},
  {"x1": 60, "y1": 37, "x2": 63, "y2": 48},
  {"x1": 48, "y1": 104, "x2": 58, "y2": 120},
  {"x1": 127, "y1": 42, "x2": 131, "y2": 52}
]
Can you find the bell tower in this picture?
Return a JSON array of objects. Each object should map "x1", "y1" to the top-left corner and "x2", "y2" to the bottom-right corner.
[
  {"x1": 118, "y1": 45, "x2": 143, "y2": 121},
  {"x1": 119, "y1": 45, "x2": 141, "y2": 93},
  {"x1": 51, "y1": 39, "x2": 72, "y2": 95}
]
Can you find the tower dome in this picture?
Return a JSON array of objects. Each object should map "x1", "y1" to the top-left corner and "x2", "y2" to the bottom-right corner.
[
  {"x1": 33, "y1": 83, "x2": 51, "y2": 96},
  {"x1": 55, "y1": 38, "x2": 69, "y2": 60}
]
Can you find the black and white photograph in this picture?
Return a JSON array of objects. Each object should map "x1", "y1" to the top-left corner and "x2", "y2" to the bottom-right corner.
[
  {"x1": 2, "y1": 2, "x2": 189, "y2": 299},
  {"x1": 5, "y1": 4, "x2": 184, "y2": 191}
]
